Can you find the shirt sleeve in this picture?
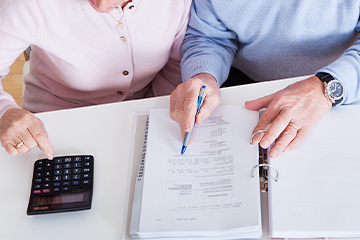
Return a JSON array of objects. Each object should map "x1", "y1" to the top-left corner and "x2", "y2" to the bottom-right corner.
[
  {"x1": 0, "y1": 0, "x2": 40, "y2": 117},
  {"x1": 317, "y1": 32, "x2": 360, "y2": 105},
  {"x1": 180, "y1": 0, "x2": 238, "y2": 86}
]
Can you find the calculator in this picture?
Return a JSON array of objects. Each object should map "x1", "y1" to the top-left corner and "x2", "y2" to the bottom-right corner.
[{"x1": 27, "y1": 155, "x2": 94, "y2": 215}]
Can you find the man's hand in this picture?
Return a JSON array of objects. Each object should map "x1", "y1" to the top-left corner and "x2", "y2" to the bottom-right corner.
[
  {"x1": 170, "y1": 73, "x2": 221, "y2": 140},
  {"x1": 0, "y1": 108, "x2": 54, "y2": 159},
  {"x1": 246, "y1": 76, "x2": 332, "y2": 158}
]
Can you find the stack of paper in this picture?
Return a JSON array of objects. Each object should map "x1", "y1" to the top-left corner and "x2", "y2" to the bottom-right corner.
[{"x1": 130, "y1": 106, "x2": 262, "y2": 239}]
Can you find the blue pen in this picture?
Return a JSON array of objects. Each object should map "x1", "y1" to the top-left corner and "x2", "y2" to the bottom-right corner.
[{"x1": 181, "y1": 85, "x2": 206, "y2": 155}]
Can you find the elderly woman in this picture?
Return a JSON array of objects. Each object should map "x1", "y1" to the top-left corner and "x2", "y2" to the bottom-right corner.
[{"x1": 0, "y1": 0, "x2": 191, "y2": 159}]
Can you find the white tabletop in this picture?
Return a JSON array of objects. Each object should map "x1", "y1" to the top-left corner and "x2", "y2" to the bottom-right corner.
[{"x1": 1, "y1": 76, "x2": 343, "y2": 240}]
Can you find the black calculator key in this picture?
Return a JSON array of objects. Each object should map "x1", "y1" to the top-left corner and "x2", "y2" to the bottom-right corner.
[
  {"x1": 74, "y1": 157, "x2": 82, "y2": 162},
  {"x1": 73, "y1": 163, "x2": 81, "y2": 168},
  {"x1": 72, "y1": 181, "x2": 80, "y2": 186},
  {"x1": 64, "y1": 164, "x2": 71, "y2": 169},
  {"x1": 35, "y1": 172, "x2": 43, "y2": 178},
  {"x1": 64, "y1": 157, "x2": 72, "y2": 163},
  {"x1": 45, "y1": 162, "x2": 52, "y2": 170},
  {"x1": 63, "y1": 175, "x2": 71, "y2": 181},
  {"x1": 64, "y1": 169, "x2": 71, "y2": 175},
  {"x1": 73, "y1": 174, "x2": 81, "y2": 180},
  {"x1": 54, "y1": 165, "x2": 62, "y2": 170},
  {"x1": 36, "y1": 161, "x2": 44, "y2": 166},
  {"x1": 62, "y1": 181, "x2": 70, "y2": 186},
  {"x1": 36, "y1": 166, "x2": 43, "y2": 172},
  {"x1": 55, "y1": 158, "x2": 62, "y2": 164}
]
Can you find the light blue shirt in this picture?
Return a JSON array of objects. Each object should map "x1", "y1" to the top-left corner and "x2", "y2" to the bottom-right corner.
[{"x1": 181, "y1": 0, "x2": 360, "y2": 104}]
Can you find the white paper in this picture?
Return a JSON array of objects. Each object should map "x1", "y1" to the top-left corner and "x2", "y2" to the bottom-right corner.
[
  {"x1": 268, "y1": 105, "x2": 360, "y2": 239},
  {"x1": 135, "y1": 106, "x2": 261, "y2": 239}
]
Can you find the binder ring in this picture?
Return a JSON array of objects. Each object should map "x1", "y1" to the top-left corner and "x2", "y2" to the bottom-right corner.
[
  {"x1": 251, "y1": 163, "x2": 279, "y2": 182},
  {"x1": 250, "y1": 130, "x2": 266, "y2": 145}
]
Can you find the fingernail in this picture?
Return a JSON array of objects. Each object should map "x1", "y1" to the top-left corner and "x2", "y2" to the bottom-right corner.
[
  {"x1": 184, "y1": 123, "x2": 190, "y2": 131},
  {"x1": 284, "y1": 147, "x2": 290, "y2": 152},
  {"x1": 252, "y1": 136, "x2": 260, "y2": 144},
  {"x1": 47, "y1": 153, "x2": 53, "y2": 160},
  {"x1": 269, "y1": 149, "x2": 278, "y2": 158},
  {"x1": 260, "y1": 139, "x2": 269, "y2": 149}
]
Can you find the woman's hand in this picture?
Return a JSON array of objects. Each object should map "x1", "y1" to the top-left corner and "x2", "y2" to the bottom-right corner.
[
  {"x1": 170, "y1": 73, "x2": 221, "y2": 140},
  {"x1": 0, "y1": 108, "x2": 54, "y2": 159},
  {"x1": 246, "y1": 76, "x2": 332, "y2": 158}
]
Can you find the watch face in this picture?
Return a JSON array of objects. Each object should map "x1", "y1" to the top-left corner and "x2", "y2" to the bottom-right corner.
[{"x1": 327, "y1": 80, "x2": 344, "y2": 100}]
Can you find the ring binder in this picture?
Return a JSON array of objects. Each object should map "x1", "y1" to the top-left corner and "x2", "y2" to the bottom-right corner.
[
  {"x1": 250, "y1": 129, "x2": 267, "y2": 145},
  {"x1": 251, "y1": 163, "x2": 279, "y2": 182},
  {"x1": 251, "y1": 146, "x2": 279, "y2": 192}
]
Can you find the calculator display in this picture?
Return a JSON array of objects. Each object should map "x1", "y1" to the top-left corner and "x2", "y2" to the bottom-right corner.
[{"x1": 27, "y1": 155, "x2": 94, "y2": 215}]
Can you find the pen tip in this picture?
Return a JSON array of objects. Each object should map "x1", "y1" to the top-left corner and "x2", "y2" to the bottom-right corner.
[{"x1": 181, "y1": 146, "x2": 186, "y2": 155}]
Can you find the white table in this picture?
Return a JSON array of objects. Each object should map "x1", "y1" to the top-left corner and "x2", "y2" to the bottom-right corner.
[{"x1": 0, "y1": 76, "x2": 355, "y2": 239}]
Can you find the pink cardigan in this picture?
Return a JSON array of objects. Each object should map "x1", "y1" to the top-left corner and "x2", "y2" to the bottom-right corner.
[{"x1": 0, "y1": 0, "x2": 191, "y2": 117}]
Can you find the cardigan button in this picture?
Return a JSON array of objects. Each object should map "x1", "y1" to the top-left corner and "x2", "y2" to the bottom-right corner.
[
  {"x1": 123, "y1": 70, "x2": 129, "y2": 76},
  {"x1": 117, "y1": 91, "x2": 124, "y2": 95}
]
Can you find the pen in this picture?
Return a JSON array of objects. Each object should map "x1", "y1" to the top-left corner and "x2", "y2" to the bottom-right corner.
[{"x1": 181, "y1": 85, "x2": 206, "y2": 155}]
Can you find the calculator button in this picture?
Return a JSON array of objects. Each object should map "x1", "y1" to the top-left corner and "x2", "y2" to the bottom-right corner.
[
  {"x1": 62, "y1": 181, "x2": 70, "y2": 187},
  {"x1": 35, "y1": 172, "x2": 43, "y2": 178},
  {"x1": 35, "y1": 178, "x2": 42, "y2": 184},
  {"x1": 73, "y1": 174, "x2": 81, "y2": 180},
  {"x1": 62, "y1": 187, "x2": 70, "y2": 192},
  {"x1": 83, "y1": 174, "x2": 90, "y2": 179},
  {"x1": 54, "y1": 176, "x2": 61, "y2": 182},
  {"x1": 64, "y1": 169, "x2": 71, "y2": 175},
  {"x1": 42, "y1": 189, "x2": 50, "y2": 193},
  {"x1": 64, "y1": 157, "x2": 72, "y2": 163},
  {"x1": 44, "y1": 177, "x2": 51, "y2": 183},
  {"x1": 54, "y1": 170, "x2": 62, "y2": 175},
  {"x1": 63, "y1": 175, "x2": 71, "y2": 181},
  {"x1": 45, "y1": 171, "x2": 51, "y2": 177},
  {"x1": 83, "y1": 168, "x2": 90, "y2": 173},
  {"x1": 53, "y1": 188, "x2": 60, "y2": 192},
  {"x1": 64, "y1": 164, "x2": 71, "y2": 169},
  {"x1": 54, "y1": 165, "x2": 62, "y2": 170},
  {"x1": 74, "y1": 157, "x2": 82, "y2": 162},
  {"x1": 34, "y1": 184, "x2": 41, "y2": 189},
  {"x1": 36, "y1": 161, "x2": 44, "y2": 166},
  {"x1": 53, "y1": 182, "x2": 60, "y2": 187},
  {"x1": 73, "y1": 163, "x2": 81, "y2": 168},
  {"x1": 84, "y1": 162, "x2": 90, "y2": 167},
  {"x1": 33, "y1": 190, "x2": 41, "y2": 194},
  {"x1": 83, "y1": 180, "x2": 90, "y2": 185},
  {"x1": 43, "y1": 183, "x2": 50, "y2": 188},
  {"x1": 84, "y1": 156, "x2": 91, "y2": 162},
  {"x1": 36, "y1": 166, "x2": 43, "y2": 172},
  {"x1": 73, "y1": 168, "x2": 81, "y2": 174},
  {"x1": 72, "y1": 181, "x2": 80, "y2": 186},
  {"x1": 45, "y1": 162, "x2": 52, "y2": 170},
  {"x1": 55, "y1": 158, "x2": 62, "y2": 164}
]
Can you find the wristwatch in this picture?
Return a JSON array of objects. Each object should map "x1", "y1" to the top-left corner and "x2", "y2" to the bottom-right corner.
[{"x1": 315, "y1": 72, "x2": 344, "y2": 107}]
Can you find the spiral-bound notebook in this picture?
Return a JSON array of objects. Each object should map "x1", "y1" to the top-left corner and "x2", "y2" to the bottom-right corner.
[{"x1": 128, "y1": 105, "x2": 360, "y2": 240}]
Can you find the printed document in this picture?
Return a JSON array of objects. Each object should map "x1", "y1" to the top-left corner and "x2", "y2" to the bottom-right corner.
[{"x1": 133, "y1": 106, "x2": 261, "y2": 239}]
